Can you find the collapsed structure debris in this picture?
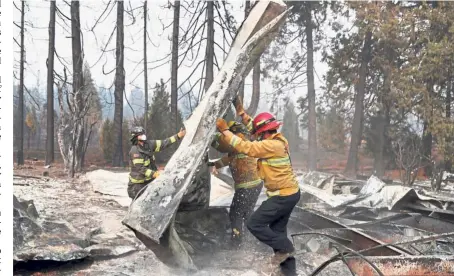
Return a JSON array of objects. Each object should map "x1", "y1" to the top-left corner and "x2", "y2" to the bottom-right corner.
[{"x1": 293, "y1": 171, "x2": 454, "y2": 276}]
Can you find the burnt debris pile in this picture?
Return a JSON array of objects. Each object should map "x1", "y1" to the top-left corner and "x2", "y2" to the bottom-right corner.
[{"x1": 291, "y1": 171, "x2": 454, "y2": 276}]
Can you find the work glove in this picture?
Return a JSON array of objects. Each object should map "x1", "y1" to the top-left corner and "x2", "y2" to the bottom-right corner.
[
  {"x1": 232, "y1": 96, "x2": 245, "y2": 116},
  {"x1": 177, "y1": 128, "x2": 186, "y2": 139},
  {"x1": 152, "y1": 171, "x2": 161, "y2": 179},
  {"x1": 216, "y1": 118, "x2": 229, "y2": 132}
]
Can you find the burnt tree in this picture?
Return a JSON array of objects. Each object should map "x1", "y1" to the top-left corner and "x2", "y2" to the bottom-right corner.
[
  {"x1": 45, "y1": 0, "x2": 56, "y2": 165},
  {"x1": 305, "y1": 2, "x2": 317, "y2": 171},
  {"x1": 144, "y1": 1, "x2": 148, "y2": 131},
  {"x1": 171, "y1": 0, "x2": 180, "y2": 132},
  {"x1": 345, "y1": 31, "x2": 372, "y2": 176},
  {"x1": 17, "y1": 0, "x2": 25, "y2": 165},
  {"x1": 205, "y1": 0, "x2": 214, "y2": 91},
  {"x1": 112, "y1": 0, "x2": 125, "y2": 167}
]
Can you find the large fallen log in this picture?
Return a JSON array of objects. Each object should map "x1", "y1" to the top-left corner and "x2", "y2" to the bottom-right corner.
[{"x1": 122, "y1": 0, "x2": 289, "y2": 270}]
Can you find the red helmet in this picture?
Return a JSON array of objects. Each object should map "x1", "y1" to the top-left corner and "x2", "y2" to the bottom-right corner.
[{"x1": 252, "y1": 112, "x2": 282, "y2": 135}]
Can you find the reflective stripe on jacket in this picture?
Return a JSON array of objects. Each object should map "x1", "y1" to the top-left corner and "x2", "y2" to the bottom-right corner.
[
  {"x1": 221, "y1": 132, "x2": 299, "y2": 196},
  {"x1": 214, "y1": 153, "x2": 262, "y2": 190},
  {"x1": 128, "y1": 135, "x2": 179, "y2": 184}
]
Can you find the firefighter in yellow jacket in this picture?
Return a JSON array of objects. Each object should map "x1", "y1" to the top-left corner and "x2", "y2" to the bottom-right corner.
[
  {"x1": 209, "y1": 121, "x2": 263, "y2": 248},
  {"x1": 128, "y1": 126, "x2": 185, "y2": 199},
  {"x1": 215, "y1": 99, "x2": 300, "y2": 276}
]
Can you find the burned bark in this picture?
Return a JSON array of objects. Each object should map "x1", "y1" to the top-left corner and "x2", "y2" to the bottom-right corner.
[
  {"x1": 345, "y1": 31, "x2": 373, "y2": 176},
  {"x1": 373, "y1": 68, "x2": 392, "y2": 178},
  {"x1": 17, "y1": 0, "x2": 25, "y2": 165},
  {"x1": 305, "y1": 3, "x2": 317, "y2": 171},
  {"x1": 205, "y1": 0, "x2": 215, "y2": 91},
  {"x1": 55, "y1": 3, "x2": 96, "y2": 177},
  {"x1": 112, "y1": 1, "x2": 125, "y2": 167},
  {"x1": 422, "y1": 119, "x2": 433, "y2": 176},
  {"x1": 70, "y1": 0, "x2": 85, "y2": 176},
  {"x1": 170, "y1": 0, "x2": 180, "y2": 132},
  {"x1": 237, "y1": 0, "x2": 251, "y2": 103},
  {"x1": 45, "y1": 0, "x2": 56, "y2": 165},
  {"x1": 143, "y1": 1, "x2": 149, "y2": 132},
  {"x1": 246, "y1": 61, "x2": 260, "y2": 116},
  {"x1": 445, "y1": 79, "x2": 452, "y2": 172},
  {"x1": 57, "y1": 82, "x2": 70, "y2": 170}
]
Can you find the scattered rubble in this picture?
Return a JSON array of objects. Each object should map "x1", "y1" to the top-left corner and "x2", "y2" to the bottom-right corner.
[
  {"x1": 293, "y1": 171, "x2": 454, "y2": 275},
  {"x1": 13, "y1": 195, "x2": 90, "y2": 263}
]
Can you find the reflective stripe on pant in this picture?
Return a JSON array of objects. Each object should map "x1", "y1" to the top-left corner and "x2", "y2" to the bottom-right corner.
[
  {"x1": 229, "y1": 182, "x2": 263, "y2": 242},
  {"x1": 246, "y1": 191, "x2": 300, "y2": 275}
]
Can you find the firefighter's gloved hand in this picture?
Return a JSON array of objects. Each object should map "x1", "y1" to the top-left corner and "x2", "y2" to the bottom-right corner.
[
  {"x1": 233, "y1": 96, "x2": 245, "y2": 116},
  {"x1": 177, "y1": 128, "x2": 186, "y2": 139},
  {"x1": 152, "y1": 171, "x2": 161, "y2": 179},
  {"x1": 216, "y1": 118, "x2": 229, "y2": 132}
]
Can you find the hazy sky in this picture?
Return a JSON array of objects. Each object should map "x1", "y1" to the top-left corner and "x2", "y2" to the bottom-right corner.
[{"x1": 13, "y1": 0, "x2": 330, "y2": 115}]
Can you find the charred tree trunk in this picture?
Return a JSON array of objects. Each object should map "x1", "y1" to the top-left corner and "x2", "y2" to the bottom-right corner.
[
  {"x1": 17, "y1": 0, "x2": 25, "y2": 165},
  {"x1": 70, "y1": 0, "x2": 84, "y2": 176},
  {"x1": 238, "y1": 0, "x2": 251, "y2": 103},
  {"x1": 246, "y1": 61, "x2": 260, "y2": 116},
  {"x1": 374, "y1": 65, "x2": 392, "y2": 178},
  {"x1": 373, "y1": 107, "x2": 390, "y2": 178},
  {"x1": 143, "y1": 1, "x2": 148, "y2": 131},
  {"x1": 422, "y1": 120, "x2": 433, "y2": 176},
  {"x1": 445, "y1": 79, "x2": 452, "y2": 172},
  {"x1": 112, "y1": 1, "x2": 125, "y2": 167},
  {"x1": 171, "y1": 0, "x2": 180, "y2": 132},
  {"x1": 57, "y1": 83, "x2": 70, "y2": 170},
  {"x1": 205, "y1": 0, "x2": 214, "y2": 91},
  {"x1": 27, "y1": 128, "x2": 31, "y2": 150},
  {"x1": 45, "y1": 0, "x2": 56, "y2": 165},
  {"x1": 345, "y1": 31, "x2": 373, "y2": 176},
  {"x1": 305, "y1": 3, "x2": 317, "y2": 171}
]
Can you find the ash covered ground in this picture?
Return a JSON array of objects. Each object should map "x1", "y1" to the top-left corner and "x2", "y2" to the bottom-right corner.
[{"x1": 13, "y1": 169, "x2": 350, "y2": 276}]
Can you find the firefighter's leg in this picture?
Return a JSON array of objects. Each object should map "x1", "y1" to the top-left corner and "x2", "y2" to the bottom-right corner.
[
  {"x1": 243, "y1": 182, "x2": 263, "y2": 222},
  {"x1": 246, "y1": 196, "x2": 294, "y2": 252},
  {"x1": 229, "y1": 188, "x2": 247, "y2": 246},
  {"x1": 269, "y1": 193, "x2": 300, "y2": 276},
  {"x1": 127, "y1": 183, "x2": 147, "y2": 199},
  {"x1": 270, "y1": 211, "x2": 296, "y2": 276}
]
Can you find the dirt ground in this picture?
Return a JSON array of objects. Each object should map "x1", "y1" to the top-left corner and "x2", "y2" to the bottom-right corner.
[{"x1": 13, "y1": 165, "x2": 350, "y2": 276}]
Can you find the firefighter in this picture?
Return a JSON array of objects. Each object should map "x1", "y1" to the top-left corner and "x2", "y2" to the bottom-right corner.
[
  {"x1": 215, "y1": 99, "x2": 300, "y2": 276},
  {"x1": 128, "y1": 126, "x2": 186, "y2": 199},
  {"x1": 209, "y1": 121, "x2": 263, "y2": 248}
]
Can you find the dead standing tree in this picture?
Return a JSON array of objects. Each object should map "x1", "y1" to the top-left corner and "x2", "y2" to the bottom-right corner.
[
  {"x1": 56, "y1": 2, "x2": 97, "y2": 177},
  {"x1": 46, "y1": 0, "x2": 56, "y2": 165},
  {"x1": 171, "y1": 0, "x2": 180, "y2": 132},
  {"x1": 143, "y1": 1, "x2": 149, "y2": 131},
  {"x1": 112, "y1": 0, "x2": 125, "y2": 167},
  {"x1": 239, "y1": 0, "x2": 260, "y2": 116},
  {"x1": 16, "y1": 0, "x2": 26, "y2": 165}
]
